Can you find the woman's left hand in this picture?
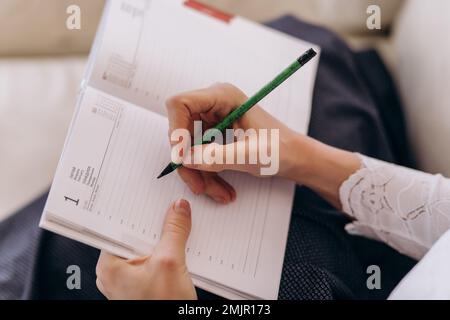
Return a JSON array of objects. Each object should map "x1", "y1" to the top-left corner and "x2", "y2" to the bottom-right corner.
[{"x1": 95, "y1": 199, "x2": 197, "y2": 300}]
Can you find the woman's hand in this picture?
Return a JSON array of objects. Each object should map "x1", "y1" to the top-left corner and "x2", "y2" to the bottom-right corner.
[
  {"x1": 166, "y1": 83, "x2": 303, "y2": 204},
  {"x1": 166, "y1": 83, "x2": 362, "y2": 209},
  {"x1": 96, "y1": 199, "x2": 197, "y2": 300}
]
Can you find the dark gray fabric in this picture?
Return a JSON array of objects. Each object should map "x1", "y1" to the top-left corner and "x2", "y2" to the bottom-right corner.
[
  {"x1": 269, "y1": 16, "x2": 416, "y2": 300},
  {"x1": 0, "y1": 16, "x2": 416, "y2": 300},
  {"x1": 0, "y1": 196, "x2": 42, "y2": 299}
]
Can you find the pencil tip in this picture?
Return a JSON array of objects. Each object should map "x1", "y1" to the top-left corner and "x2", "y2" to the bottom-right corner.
[{"x1": 157, "y1": 163, "x2": 175, "y2": 179}]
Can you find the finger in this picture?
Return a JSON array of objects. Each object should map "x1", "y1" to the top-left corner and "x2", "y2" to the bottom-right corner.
[
  {"x1": 202, "y1": 173, "x2": 236, "y2": 204},
  {"x1": 177, "y1": 167, "x2": 206, "y2": 195},
  {"x1": 157, "y1": 199, "x2": 192, "y2": 260},
  {"x1": 211, "y1": 174, "x2": 237, "y2": 202},
  {"x1": 166, "y1": 83, "x2": 247, "y2": 135},
  {"x1": 182, "y1": 143, "x2": 249, "y2": 174},
  {"x1": 178, "y1": 166, "x2": 235, "y2": 203},
  {"x1": 182, "y1": 144, "x2": 224, "y2": 173}
]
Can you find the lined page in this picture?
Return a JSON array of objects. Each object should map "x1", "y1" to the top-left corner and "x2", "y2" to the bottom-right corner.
[
  {"x1": 89, "y1": 0, "x2": 319, "y2": 133},
  {"x1": 43, "y1": 0, "x2": 321, "y2": 299},
  {"x1": 44, "y1": 87, "x2": 294, "y2": 299}
]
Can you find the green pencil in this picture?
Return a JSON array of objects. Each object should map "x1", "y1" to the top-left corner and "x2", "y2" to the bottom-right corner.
[{"x1": 157, "y1": 48, "x2": 317, "y2": 179}]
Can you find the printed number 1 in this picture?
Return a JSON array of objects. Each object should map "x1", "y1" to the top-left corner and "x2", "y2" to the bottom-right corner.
[{"x1": 64, "y1": 196, "x2": 79, "y2": 206}]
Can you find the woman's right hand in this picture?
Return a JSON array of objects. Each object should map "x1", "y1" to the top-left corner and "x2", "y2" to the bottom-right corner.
[{"x1": 165, "y1": 83, "x2": 306, "y2": 204}]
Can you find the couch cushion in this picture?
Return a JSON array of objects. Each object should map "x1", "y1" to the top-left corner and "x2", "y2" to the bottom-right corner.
[
  {"x1": 0, "y1": 0, "x2": 104, "y2": 56},
  {"x1": 392, "y1": 0, "x2": 450, "y2": 176},
  {"x1": 202, "y1": 0, "x2": 404, "y2": 35},
  {"x1": 1, "y1": 0, "x2": 403, "y2": 56},
  {"x1": 0, "y1": 57, "x2": 86, "y2": 221}
]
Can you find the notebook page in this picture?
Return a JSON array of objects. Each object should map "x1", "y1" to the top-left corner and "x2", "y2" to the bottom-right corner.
[
  {"x1": 42, "y1": 87, "x2": 294, "y2": 299},
  {"x1": 88, "y1": 0, "x2": 320, "y2": 133}
]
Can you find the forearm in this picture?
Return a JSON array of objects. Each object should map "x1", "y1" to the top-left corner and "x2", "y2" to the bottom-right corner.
[
  {"x1": 286, "y1": 135, "x2": 361, "y2": 210},
  {"x1": 287, "y1": 135, "x2": 450, "y2": 259}
]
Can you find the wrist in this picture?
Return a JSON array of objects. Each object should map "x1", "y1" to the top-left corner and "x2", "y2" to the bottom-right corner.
[
  {"x1": 283, "y1": 134, "x2": 361, "y2": 209},
  {"x1": 279, "y1": 133, "x2": 314, "y2": 182}
]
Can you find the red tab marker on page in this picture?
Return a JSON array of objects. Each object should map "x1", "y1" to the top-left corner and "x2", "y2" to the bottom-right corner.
[{"x1": 184, "y1": 0, "x2": 234, "y2": 23}]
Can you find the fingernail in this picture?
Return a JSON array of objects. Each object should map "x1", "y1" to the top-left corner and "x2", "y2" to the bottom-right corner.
[
  {"x1": 229, "y1": 189, "x2": 237, "y2": 202},
  {"x1": 214, "y1": 197, "x2": 228, "y2": 204},
  {"x1": 174, "y1": 199, "x2": 191, "y2": 216}
]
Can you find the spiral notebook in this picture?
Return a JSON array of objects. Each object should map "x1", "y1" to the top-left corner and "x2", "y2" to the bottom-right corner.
[{"x1": 40, "y1": 0, "x2": 320, "y2": 299}]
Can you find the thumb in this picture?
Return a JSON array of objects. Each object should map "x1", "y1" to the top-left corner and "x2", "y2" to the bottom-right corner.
[
  {"x1": 157, "y1": 199, "x2": 192, "y2": 260},
  {"x1": 182, "y1": 142, "x2": 249, "y2": 173}
]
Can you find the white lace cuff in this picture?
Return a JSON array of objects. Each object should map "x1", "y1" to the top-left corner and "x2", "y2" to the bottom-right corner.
[{"x1": 339, "y1": 154, "x2": 450, "y2": 260}]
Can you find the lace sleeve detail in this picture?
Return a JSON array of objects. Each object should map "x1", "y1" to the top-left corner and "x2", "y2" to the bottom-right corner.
[{"x1": 339, "y1": 154, "x2": 450, "y2": 260}]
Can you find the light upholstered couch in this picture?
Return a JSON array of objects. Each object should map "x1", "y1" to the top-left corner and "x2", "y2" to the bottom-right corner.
[{"x1": 1, "y1": 0, "x2": 449, "y2": 221}]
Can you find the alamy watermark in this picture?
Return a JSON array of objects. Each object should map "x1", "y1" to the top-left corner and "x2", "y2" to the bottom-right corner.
[
  {"x1": 366, "y1": 265, "x2": 381, "y2": 290},
  {"x1": 367, "y1": 5, "x2": 382, "y2": 30},
  {"x1": 66, "y1": 265, "x2": 82, "y2": 290},
  {"x1": 66, "y1": 5, "x2": 81, "y2": 30},
  {"x1": 171, "y1": 121, "x2": 280, "y2": 176}
]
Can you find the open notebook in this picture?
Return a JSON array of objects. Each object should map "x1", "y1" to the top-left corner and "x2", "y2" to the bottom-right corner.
[{"x1": 40, "y1": 0, "x2": 320, "y2": 300}]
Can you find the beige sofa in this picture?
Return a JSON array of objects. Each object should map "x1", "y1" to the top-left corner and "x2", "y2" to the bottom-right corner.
[{"x1": 1, "y1": 0, "x2": 449, "y2": 221}]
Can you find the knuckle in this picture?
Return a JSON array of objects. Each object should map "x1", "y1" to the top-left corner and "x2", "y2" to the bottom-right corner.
[
  {"x1": 220, "y1": 83, "x2": 247, "y2": 102},
  {"x1": 212, "y1": 82, "x2": 236, "y2": 92},
  {"x1": 210, "y1": 81, "x2": 225, "y2": 88},
  {"x1": 222, "y1": 82, "x2": 237, "y2": 90},
  {"x1": 166, "y1": 94, "x2": 187, "y2": 109},
  {"x1": 155, "y1": 253, "x2": 179, "y2": 270}
]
